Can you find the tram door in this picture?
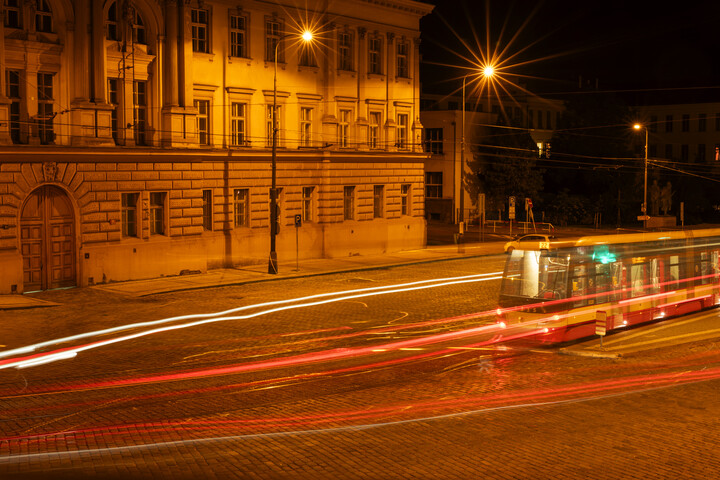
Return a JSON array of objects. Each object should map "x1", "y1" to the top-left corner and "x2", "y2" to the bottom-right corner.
[{"x1": 20, "y1": 186, "x2": 76, "y2": 291}]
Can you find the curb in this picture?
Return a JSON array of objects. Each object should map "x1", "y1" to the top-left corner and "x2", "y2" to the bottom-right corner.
[
  {"x1": 93, "y1": 251, "x2": 495, "y2": 297},
  {"x1": 558, "y1": 348, "x2": 622, "y2": 359}
]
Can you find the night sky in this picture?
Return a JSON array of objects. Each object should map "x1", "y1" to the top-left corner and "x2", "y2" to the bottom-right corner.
[{"x1": 420, "y1": 0, "x2": 720, "y2": 100}]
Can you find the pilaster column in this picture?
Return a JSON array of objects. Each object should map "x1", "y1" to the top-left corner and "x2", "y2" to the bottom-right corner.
[
  {"x1": 164, "y1": 0, "x2": 179, "y2": 107},
  {"x1": 179, "y1": 1, "x2": 193, "y2": 108},
  {"x1": 72, "y1": 0, "x2": 90, "y2": 103},
  {"x1": 0, "y1": 8, "x2": 12, "y2": 144}
]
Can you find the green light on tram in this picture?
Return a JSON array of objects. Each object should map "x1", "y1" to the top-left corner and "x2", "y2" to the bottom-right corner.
[{"x1": 592, "y1": 246, "x2": 616, "y2": 265}]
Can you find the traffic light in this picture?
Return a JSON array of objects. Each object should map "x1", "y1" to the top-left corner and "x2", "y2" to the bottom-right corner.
[{"x1": 545, "y1": 142, "x2": 551, "y2": 158}]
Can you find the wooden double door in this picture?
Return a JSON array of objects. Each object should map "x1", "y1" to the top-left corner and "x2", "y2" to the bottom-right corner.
[{"x1": 20, "y1": 186, "x2": 76, "y2": 291}]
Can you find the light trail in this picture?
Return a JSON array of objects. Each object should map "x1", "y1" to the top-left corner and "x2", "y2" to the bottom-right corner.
[
  {"x1": 2, "y1": 360, "x2": 720, "y2": 463},
  {"x1": 0, "y1": 272, "x2": 503, "y2": 370},
  {"x1": 0, "y1": 271, "x2": 503, "y2": 361}
]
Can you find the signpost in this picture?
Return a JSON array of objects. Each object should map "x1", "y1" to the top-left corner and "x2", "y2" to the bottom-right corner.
[
  {"x1": 478, "y1": 193, "x2": 485, "y2": 242},
  {"x1": 595, "y1": 310, "x2": 608, "y2": 348},
  {"x1": 509, "y1": 196, "x2": 515, "y2": 235},
  {"x1": 294, "y1": 214, "x2": 302, "y2": 271}
]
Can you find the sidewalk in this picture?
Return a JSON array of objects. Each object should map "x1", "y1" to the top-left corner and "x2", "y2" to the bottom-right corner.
[{"x1": 0, "y1": 238, "x2": 506, "y2": 308}]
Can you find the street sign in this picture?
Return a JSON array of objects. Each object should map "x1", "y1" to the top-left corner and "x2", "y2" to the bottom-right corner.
[
  {"x1": 509, "y1": 206, "x2": 516, "y2": 220},
  {"x1": 596, "y1": 310, "x2": 608, "y2": 347},
  {"x1": 294, "y1": 214, "x2": 302, "y2": 227},
  {"x1": 637, "y1": 215, "x2": 650, "y2": 221}
]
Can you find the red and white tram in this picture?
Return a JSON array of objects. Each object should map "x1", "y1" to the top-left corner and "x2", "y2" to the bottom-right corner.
[{"x1": 497, "y1": 228, "x2": 720, "y2": 343}]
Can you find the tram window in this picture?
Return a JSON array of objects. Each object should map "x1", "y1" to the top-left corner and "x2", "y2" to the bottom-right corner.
[
  {"x1": 595, "y1": 264, "x2": 609, "y2": 304},
  {"x1": 650, "y1": 258, "x2": 660, "y2": 294},
  {"x1": 631, "y1": 264, "x2": 647, "y2": 297},
  {"x1": 700, "y1": 251, "x2": 711, "y2": 285},
  {"x1": 713, "y1": 251, "x2": 720, "y2": 277},
  {"x1": 571, "y1": 265, "x2": 588, "y2": 307},
  {"x1": 669, "y1": 255, "x2": 680, "y2": 289}
]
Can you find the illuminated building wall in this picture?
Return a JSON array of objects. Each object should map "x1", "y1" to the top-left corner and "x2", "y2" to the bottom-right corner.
[{"x1": 0, "y1": 0, "x2": 433, "y2": 293}]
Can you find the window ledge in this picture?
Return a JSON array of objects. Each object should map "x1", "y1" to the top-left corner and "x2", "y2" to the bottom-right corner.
[{"x1": 193, "y1": 52, "x2": 216, "y2": 61}]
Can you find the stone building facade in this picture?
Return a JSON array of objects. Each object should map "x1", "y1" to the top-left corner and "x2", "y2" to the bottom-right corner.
[{"x1": 0, "y1": 0, "x2": 433, "y2": 293}]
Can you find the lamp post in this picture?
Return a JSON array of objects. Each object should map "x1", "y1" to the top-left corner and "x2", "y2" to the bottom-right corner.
[
  {"x1": 459, "y1": 65, "x2": 494, "y2": 231},
  {"x1": 268, "y1": 30, "x2": 313, "y2": 274},
  {"x1": 633, "y1": 123, "x2": 648, "y2": 229}
]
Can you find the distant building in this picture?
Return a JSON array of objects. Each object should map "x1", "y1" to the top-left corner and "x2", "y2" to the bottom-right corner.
[
  {"x1": 0, "y1": 0, "x2": 433, "y2": 294},
  {"x1": 636, "y1": 103, "x2": 720, "y2": 166},
  {"x1": 420, "y1": 92, "x2": 563, "y2": 224}
]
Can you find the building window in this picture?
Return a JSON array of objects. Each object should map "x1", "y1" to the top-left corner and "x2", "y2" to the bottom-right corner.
[
  {"x1": 396, "y1": 40, "x2": 409, "y2": 78},
  {"x1": 400, "y1": 184, "x2": 411, "y2": 215},
  {"x1": 106, "y1": 1, "x2": 118, "y2": 40},
  {"x1": 195, "y1": 99, "x2": 210, "y2": 145},
  {"x1": 266, "y1": 20, "x2": 282, "y2": 62},
  {"x1": 665, "y1": 115, "x2": 673, "y2": 133},
  {"x1": 373, "y1": 185, "x2": 384, "y2": 218},
  {"x1": 35, "y1": 0, "x2": 52, "y2": 33},
  {"x1": 697, "y1": 144, "x2": 706, "y2": 163},
  {"x1": 265, "y1": 105, "x2": 281, "y2": 147},
  {"x1": 665, "y1": 144, "x2": 673, "y2": 159},
  {"x1": 338, "y1": 31, "x2": 353, "y2": 71},
  {"x1": 108, "y1": 78, "x2": 119, "y2": 143},
  {"x1": 424, "y1": 128, "x2": 443, "y2": 154},
  {"x1": 4, "y1": 0, "x2": 21, "y2": 29},
  {"x1": 191, "y1": 8, "x2": 209, "y2": 53},
  {"x1": 649, "y1": 144, "x2": 657, "y2": 158},
  {"x1": 681, "y1": 144, "x2": 689, "y2": 162},
  {"x1": 37, "y1": 72, "x2": 54, "y2": 144},
  {"x1": 230, "y1": 102, "x2": 247, "y2": 146},
  {"x1": 149, "y1": 192, "x2": 166, "y2": 235},
  {"x1": 699, "y1": 113, "x2": 707, "y2": 132},
  {"x1": 343, "y1": 186, "x2": 355, "y2": 220},
  {"x1": 425, "y1": 172, "x2": 443, "y2": 198},
  {"x1": 202, "y1": 190, "x2": 213, "y2": 231},
  {"x1": 338, "y1": 109, "x2": 351, "y2": 147},
  {"x1": 682, "y1": 114, "x2": 690, "y2": 132},
  {"x1": 230, "y1": 14, "x2": 247, "y2": 58},
  {"x1": 121, "y1": 193, "x2": 139, "y2": 237},
  {"x1": 369, "y1": 36, "x2": 382, "y2": 74},
  {"x1": 649, "y1": 115, "x2": 658, "y2": 133},
  {"x1": 397, "y1": 113, "x2": 408, "y2": 149},
  {"x1": 300, "y1": 107, "x2": 312, "y2": 147},
  {"x1": 6, "y1": 70, "x2": 21, "y2": 144},
  {"x1": 302, "y1": 187, "x2": 314, "y2": 222},
  {"x1": 368, "y1": 111, "x2": 382, "y2": 148},
  {"x1": 536, "y1": 110, "x2": 543, "y2": 129},
  {"x1": 546, "y1": 111, "x2": 553, "y2": 130},
  {"x1": 299, "y1": 42, "x2": 315, "y2": 67},
  {"x1": 133, "y1": 80, "x2": 147, "y2": 145},
  {"x1": 234, "y1": 188, "x2": 249, "y2": 227},
  {"x1": 716, "y1": 114, "x2": 720, "y2": 131},
  {"x1": 132, "y1": 9, "x2": 146, "y2": 44}
]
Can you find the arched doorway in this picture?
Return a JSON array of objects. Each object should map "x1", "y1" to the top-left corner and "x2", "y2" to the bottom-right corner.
[{"x1": 20, "y1": 186, "x2": 76, "y2": 291}]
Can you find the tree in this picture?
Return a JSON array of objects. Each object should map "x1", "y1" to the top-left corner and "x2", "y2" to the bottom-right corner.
[{"x1": 469, "y1": 120, "x2": 543, "y2": 221}]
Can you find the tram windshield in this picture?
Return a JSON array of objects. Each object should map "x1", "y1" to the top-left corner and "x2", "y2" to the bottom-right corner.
[{"x1": 500, "y1": 249, "x2": 569, "y2": 307}]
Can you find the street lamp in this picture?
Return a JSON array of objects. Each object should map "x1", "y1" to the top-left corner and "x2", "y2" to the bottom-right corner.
[
  {"x1": 633, "y1": 123, "x2": 648, "y2": 229},
  {"x1": 268, "y1": 30, "x2": 314, "y2": 274},
  {"x1": 459, "y1": 65, "x2": 494, "y2": 231}
]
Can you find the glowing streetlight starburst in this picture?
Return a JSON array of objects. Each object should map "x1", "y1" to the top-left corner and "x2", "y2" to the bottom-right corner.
[{"x1": 428, "y1": 1, "x2": 573, "y2": 118}]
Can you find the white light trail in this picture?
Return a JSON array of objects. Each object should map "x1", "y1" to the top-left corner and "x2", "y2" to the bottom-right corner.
[{"x1": 0, "y1": 272, "x2": 503, "y2": 370}]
